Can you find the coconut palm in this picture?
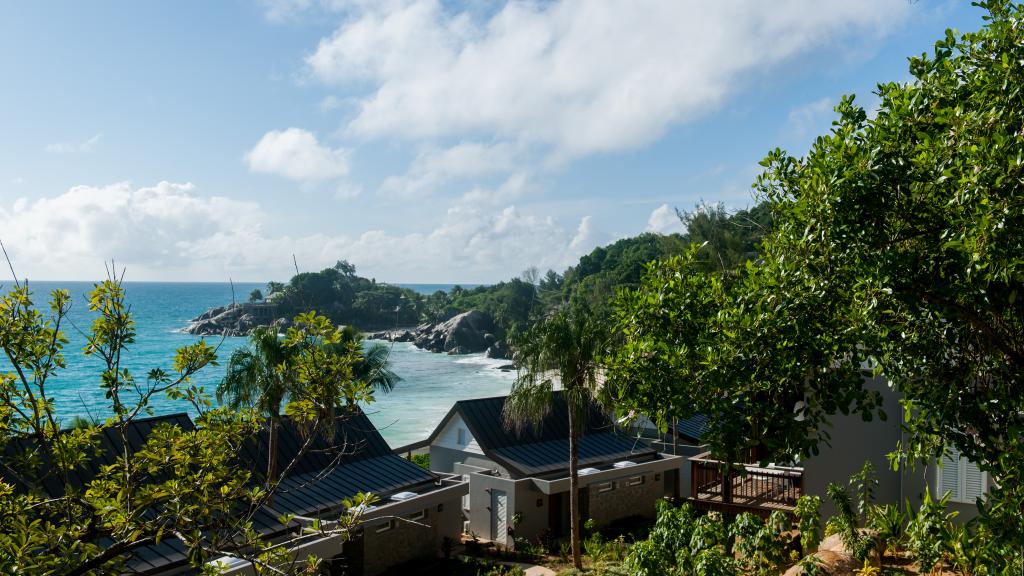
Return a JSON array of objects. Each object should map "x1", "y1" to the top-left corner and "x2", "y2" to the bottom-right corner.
[
  {"x1": 503, "y1": 304, "x2": 607, "y2": 570},
  {"x1": 216, "y1": 325, "x2": 295, "y2": 485},
  {"x1": 329, "y1": 326, "x2": 401, "y2": 400}
]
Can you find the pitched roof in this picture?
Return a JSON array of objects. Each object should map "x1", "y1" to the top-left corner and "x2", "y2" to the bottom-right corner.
[
  {"x1": 3, "y1": 408, "x2": 436, "y2": 575},
  {"x1": 674, "y1": 414, "x2": 710, "y2": 444},
  {"x1": 427, "y1": 393, "x2": 657, "y2": 478}
]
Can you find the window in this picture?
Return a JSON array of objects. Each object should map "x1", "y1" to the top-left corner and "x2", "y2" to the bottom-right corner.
[
  {"x1": 628, "y1": 475, "x2": 644, "y2": 487},
  {"x1": 457, "y1": 428, "x2": 467, "y2": 446},
  {"x1": 375, "y1": 519, "x2": 396, "y2": 533},
  {"x1": 597, "y1": 481, "x2": 616, "y2": 493},
  {"x1": 937, "y1": 447, "x2": 987, "y2": 504},
  {"x1": 410, "y1": 509, "x2": 426, "y2": 521}
]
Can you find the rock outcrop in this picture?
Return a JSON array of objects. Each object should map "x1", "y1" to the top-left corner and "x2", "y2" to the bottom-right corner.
[
  {"x1": 415, "y1": 311, "x2": 495, "y2": 354},
  {"x1": 183, "y1": 303, "x2": 285, "y2": 337},
  {"x1": 368, "y1": 311, "x2": 509, "y2": 356}
]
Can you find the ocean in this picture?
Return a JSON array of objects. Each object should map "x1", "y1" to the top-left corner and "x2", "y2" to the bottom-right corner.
[{"x1": 1, "y1": 281, "x2": 512, "y2": 447}]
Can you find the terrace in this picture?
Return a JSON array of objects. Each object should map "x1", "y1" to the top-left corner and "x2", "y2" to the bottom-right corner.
[{"x1": 688, "y1": 452, "x2": 803, "y2": 518}]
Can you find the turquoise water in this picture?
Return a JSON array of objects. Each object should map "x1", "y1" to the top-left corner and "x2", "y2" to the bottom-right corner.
[{"x1": 1, "y1": 281, "x2": 511, "y2": 447}]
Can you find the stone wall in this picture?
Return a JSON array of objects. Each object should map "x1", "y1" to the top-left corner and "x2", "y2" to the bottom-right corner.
[
  {"x1": 362, "y1": 494, "x2": 462, "y2": 576},
  {"x1": 586, "y1": 471, "x2": 661, "y2": 527}
]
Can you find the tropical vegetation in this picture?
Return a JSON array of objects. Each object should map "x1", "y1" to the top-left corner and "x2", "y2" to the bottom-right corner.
[{"x1": 0, "y1": 276, "x2": 378, "y2": 573}]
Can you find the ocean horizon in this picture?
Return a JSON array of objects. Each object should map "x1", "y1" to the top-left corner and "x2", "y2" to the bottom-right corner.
[{"x1": 0, "y1": 281, "x2": 510, "y2": 447}]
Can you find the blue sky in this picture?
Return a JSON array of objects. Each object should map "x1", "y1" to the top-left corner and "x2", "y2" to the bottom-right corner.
[{"x1": 0, "y1": 1, "x2": 984, "y2": 283}]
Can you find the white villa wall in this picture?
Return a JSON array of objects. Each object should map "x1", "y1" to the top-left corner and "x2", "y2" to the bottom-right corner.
[{"x1": 435, "y1": 413, "x2": 484, "y2": 455}]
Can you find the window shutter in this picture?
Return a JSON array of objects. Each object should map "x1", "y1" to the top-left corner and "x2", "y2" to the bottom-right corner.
[
  {"x1": 964, "y1": 460, "x2": 986, "y2": 502},
  {"x1": 938, "y1": 450, "x2": 961, "y2": 501}
]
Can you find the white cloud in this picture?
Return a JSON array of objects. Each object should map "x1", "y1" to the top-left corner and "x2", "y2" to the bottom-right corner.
[
  {"x1": 308, "y1": 0, "x2": 908, "y2": 159},
  {"x1": 646, "y1": 203, "x2": 684, "y2": 234},
  {"x1": 0, "y1": 182, "x2": 264, "y2": 280},
  {"x1": 785, "y1": 97, "x2": 835, "y2": 143},
  {"x1": 245, "y1": 128, "x2": 350, "y2": 182},
  {"x1": 0, "y1": 181, "x2": 601, "y2": 283},
  {"x1": 44, "y1": 132, "x2": 102, "y2": 154},
  {"x1": 380, "y1": 141, "x2": 520, "y2": 198}
]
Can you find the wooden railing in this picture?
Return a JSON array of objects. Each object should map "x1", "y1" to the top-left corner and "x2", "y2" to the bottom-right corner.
[{"x1": 689, "y1": 453, "x2": 803, "y2": 516}]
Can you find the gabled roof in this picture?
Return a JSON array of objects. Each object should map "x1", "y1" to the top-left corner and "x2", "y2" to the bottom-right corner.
[
  {"x1": 238, "y1": 408, "x2": 436, "y2": 518},
  {"x1": 674, "y1": 414, "x2": 710, "y2": 444},
  {"x1": 423, "y1": 393, "x2": 657, "y2": 478},
  {"x1": 3, "y1": 408, "x2": 437, "y2": 575}
]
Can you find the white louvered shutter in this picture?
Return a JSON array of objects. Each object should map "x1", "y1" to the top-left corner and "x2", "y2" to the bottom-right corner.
[
  {"x1": 964, "y1": 460, "x2": 987, "y2": 502},
  {"x1": 938, "y1": 450, "x2": 961, "y2": 501},
  {"x1": 937, "y1": 448, "x2": 987, "y2": 503}
]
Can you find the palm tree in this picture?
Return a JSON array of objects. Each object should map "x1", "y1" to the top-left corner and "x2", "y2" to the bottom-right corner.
[
  {"x1": 326, "y1": 326, "x2": 401, "y2": 404},
  {"x1": 503, "y1": 304, "x2": 607, "y2": 570},
  {"x1": 216, "y1": 325, "x2": 295, "y2": 486}
]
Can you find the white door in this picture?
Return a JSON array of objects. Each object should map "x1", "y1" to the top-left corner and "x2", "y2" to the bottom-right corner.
[{"x1": 490, "y1": 490, "x2": 508, "y2": 544}]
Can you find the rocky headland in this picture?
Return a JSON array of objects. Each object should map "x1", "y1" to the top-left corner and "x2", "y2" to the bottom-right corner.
[
  {"x1": 184, "y1": 305, "x2": 514, "y2": 364},
  {"x1": 368, "y1": 310, "x2": 513, "y2": 361},
  {"x1": 182, "y1": 302, "x2": 287, "y2": 337}
]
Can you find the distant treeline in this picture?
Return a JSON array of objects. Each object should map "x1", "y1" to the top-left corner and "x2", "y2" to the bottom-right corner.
[{"x1": 259, "y1": 202, "x2": 772, "y2": 334}]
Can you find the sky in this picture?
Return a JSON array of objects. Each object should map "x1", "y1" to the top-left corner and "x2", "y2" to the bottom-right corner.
[{"x1": 0, "y1": 0, "x2": 985, "y2": 284}]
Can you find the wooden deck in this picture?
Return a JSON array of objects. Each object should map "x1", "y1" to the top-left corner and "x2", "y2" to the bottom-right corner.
[{"x1": 689, "y1": 453, "x2": 803, "y2": 518}]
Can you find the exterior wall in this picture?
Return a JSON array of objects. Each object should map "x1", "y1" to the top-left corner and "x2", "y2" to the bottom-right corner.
[
  {"x1": 430, "y1": 444, "x2": 500, "y2": 474},
  {"x1": 434, "y1": 413, "x2": 484, "y2": 455},
  {"x1": 456, "y1": 465, "x2": 533, "y2": 547},
  {"x1": 362, "y1": 492, "x2": 465, "y2": 576},
  {"x1": 801, "y1": 375, "x2": 904, "y2": 521},
  {"x1": 585, "y1": 470, "x2": 662, "y2": 526}
]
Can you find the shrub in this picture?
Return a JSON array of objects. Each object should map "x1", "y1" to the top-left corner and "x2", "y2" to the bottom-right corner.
[
  {"x1": 906, "y1": 489, "x2": 955, "y2": 574},
  {"x1": 867, "y1": 503, "x2": 905, "y2": 561},
  {"x1": 410, "y1": 453, "x2": 430, "y2": 469},
  {"x1": 826, "y1": 481, "x2": 874, "y2": 561},
  {"x1": 623, "y1": 539, "x2": 670, "y2": 576},
  {"x1": 795, "y1": 494, "x2": 822, "y2": 554}
]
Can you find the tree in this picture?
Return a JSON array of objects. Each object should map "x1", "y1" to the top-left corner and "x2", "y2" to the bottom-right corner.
[
  {"x1": 0, "y1": 276, "x2": 372, "y2": 574},
  {"x1": 754, "y1": 2, "x2": 1024, "y2": 562},
  {"x1": 248, "y1": 288, "x2": 264, "y2": 303},
  {"x1": 502, "y1": 304, "x2": 607, "y2": 570},
  {"x1": 328, "y1": 326, "x2": 401, "y2": 401},
  {"x1": 217, "y1": 325, "x2": 294, "y2": 486},
  {"x1": 608, "y1": 241, "x2": 879, "y2": 471}
]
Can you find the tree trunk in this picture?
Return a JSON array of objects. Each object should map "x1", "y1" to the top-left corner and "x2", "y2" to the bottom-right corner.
[
  {"x1": 267, "y1": 414, "x2": 280, "y2": 506},
  {"x1": 569, "y1": 414, "x2": 582, "y2": 570}
]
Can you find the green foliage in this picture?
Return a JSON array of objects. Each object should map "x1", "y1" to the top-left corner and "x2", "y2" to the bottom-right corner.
[
  {"x1": 731, "y1": 511, "x2": 792, "y2": 576},
  {"x1": 248, "y1": 288, "x2": 263, "y2": 303},
  {"x1": 0, "y1": 277, "x2": 370, "y2": 574},
  {"x1": 410, "y1": 453, "x2": 430, "y2": 470},
  {"x1": 753, "y1": 0, "x2": 1024, "y2": 557},
  {"x1": 905, "y1": 489, "x2": 956, "y2": 574},
  {"x1": 503, "y1": 303, "x2": 607, "y2": 571},
  {"x1": 270, "y1": 260, "x2": 424, "y2": 330},
  {"x1": 795, "y1": 495, "x2": 822, "y2": 553},
  {"x1": 868, "y1": 504, "x2": 906, "y2": 561},
  {"x1": 825, "y1": 481, "x2": 874, "y2": 561},
  {"x1": 850, "y1": 461, "x2": 878, "y2": 526}
]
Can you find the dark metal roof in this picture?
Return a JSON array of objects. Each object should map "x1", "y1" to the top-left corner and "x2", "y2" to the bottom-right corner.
[
  {"x1": 3, "y1": 408, "x2": 436, "y2": 575},
  {"x1": 490, "y1": 432, "x2": 654, "y2": 477},
  {"x1": 674, "y1": 414, "x2": 710, "y2": 444},
  {"x1": 430, "y1": 393, "x2": 657, "y2": 478}
]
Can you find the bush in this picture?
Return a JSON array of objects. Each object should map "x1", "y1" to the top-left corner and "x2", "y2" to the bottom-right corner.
[
  {"x1": 795, "y1": 494, "x2": 822, "y2": 554},
  {"x1": 906, "y1": 489, "x2": 955, "y2": 574},
  {"x1": 825, "y1": 480, "x2": 874, "y2": 561},
  {"x1": 867, "y1": 503, "x2": 905, "y2": 561},
  {"x1": 410, "y1": 453, "x2": 430, "y2": 469}
]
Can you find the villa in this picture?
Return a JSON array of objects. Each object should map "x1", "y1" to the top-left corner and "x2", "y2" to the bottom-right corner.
[
  {"x1": 3, "y1": 410, "x2": 466, "y2": 576},
  {"x1": 396, "y1": 393, "x2": 684, "y2": 547},
  {"x1": 677, "y1": 375, "x2": 991, "y2": 522}
]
